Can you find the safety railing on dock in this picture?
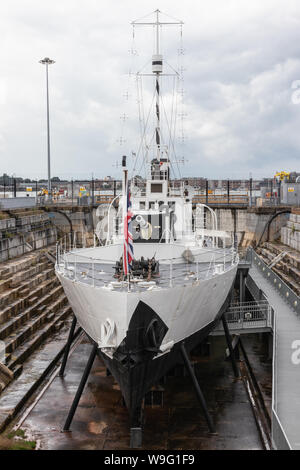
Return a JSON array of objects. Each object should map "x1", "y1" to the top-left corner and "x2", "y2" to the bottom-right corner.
[
  {"x1": 193, "y1": 194, "x2": 249, "y2": 206},
  {"x1": 272, "y1": 313, "x2": 292, "y2": 450},
  {"x1": 213, "y1": 300, "x2": 273, "y2": 333},
  {"x1": 248, "y1": 247, "x2": 300, "y2": 316},
  {"x1": 247, "y1": 247, "x2": 300, "y2": 449}
]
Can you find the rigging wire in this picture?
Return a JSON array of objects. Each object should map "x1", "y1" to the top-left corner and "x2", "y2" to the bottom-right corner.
[
  {"x1": 132, "y1": 83, "x2": 157, "y2": 175},
  {"x1": 120, "y1": 12, "x2": 185, "y2": 183},
  {"x1": 168, "y1": 75, "x2": 176, "y2": 165},
  {"x1": 116, "y1": 25, "x2": 138, "y2": 152},
  {"x1": 160, "y1": 90, "x2": 181, "y2": 179},
  {"x1": 135, "y1": 74, "x2": 148, "y2": 177},
  {"x1": 132, "y1": 9, "x2": 184, "y2": 26},
  {"x1": 178, "y1": 23, "x2": 186, "y2": 161}
]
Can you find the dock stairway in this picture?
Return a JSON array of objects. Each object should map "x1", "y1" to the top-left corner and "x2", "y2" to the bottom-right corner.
[
  {"x1": 256, "y1": 242, "x2": 300, "y2": 296},
  {"x1": 268, "y1": 251, "x2": 289, "y2": 269},
  {"x1": 0, "y1": 247, "x2": 72, "y2": 392}
]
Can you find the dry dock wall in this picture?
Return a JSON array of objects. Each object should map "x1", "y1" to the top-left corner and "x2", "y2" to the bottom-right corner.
[
  {"x1": 50, "y1": 206, "x2": 290, "y2": 248},
  {"x1": 49, "y1": 210, "x2": 94, "y2": 246},
  {"x1": 207, "y1": 208, "x2": 289, "y2": 247},
  {"x1": 0, "y1": 206, "x2": 288, "y2": 261},
  {"x1": 0, "y1": 211, "x2": 57, "y2": 262},
  {"x1": 281, "y1": 212, "x2": 300, "y2": 251}
]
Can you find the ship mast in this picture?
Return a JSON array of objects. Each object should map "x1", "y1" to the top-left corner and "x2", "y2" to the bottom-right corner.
[
  {"x1": 154, "y1": 9, "x2": 161, "y2": 161},
  {"x1": 132, "y1": 9, "x2": 183, "y2": 165}
]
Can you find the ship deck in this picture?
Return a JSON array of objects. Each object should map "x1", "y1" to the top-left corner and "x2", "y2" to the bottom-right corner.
[{"x1": 56, "y1": 260, "x2": 234, "y2": 291}]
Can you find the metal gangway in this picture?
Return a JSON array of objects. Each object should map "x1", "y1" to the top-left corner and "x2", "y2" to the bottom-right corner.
[
  {"x1": 246, "y1": 247, "x2": 300, "y2": 450},
  {"x1": 212, "y1": 300, "x2": 273, "y2": 335}
]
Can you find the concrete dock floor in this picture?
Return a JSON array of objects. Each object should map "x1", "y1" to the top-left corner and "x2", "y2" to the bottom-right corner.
[{"x1": 15, "y1": 336, "x2": 264, "y2": 450}]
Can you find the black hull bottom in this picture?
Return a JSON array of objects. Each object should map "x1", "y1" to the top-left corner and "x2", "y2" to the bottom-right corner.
[
  {"x1": 96, "y1": 288, "x2": 232, "y2": 429},
  {"x1": 99, "y1": 317, "x2": 218, "y2": 426}
]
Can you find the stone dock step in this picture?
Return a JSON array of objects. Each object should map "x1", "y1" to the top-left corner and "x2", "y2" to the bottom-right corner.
[
  {"x1": 3, "y1": 290, "x2": 66, "y2": 355},
  {"x1": 272, "y1": 266, "x2": 300, "y2": 296},
  {"x1": 0, "y1": 316, "x2": 76, "y2": 433},
  {"x1": 0, "y1": 245, "x2": 73, "y2": 396},
  {"x1": 0, "y1": 275, "x2": 58, "y2": 325},
  {"x1": 258, "y1": 248, "x2": 300, "y2": 286},
  {"x1": 0, "y1": 261, "x2": 54, "y2": 308},
  {"x1": 256, "y1": 242, "x2": 300, "y2": 296},
  {"x1": 0, "y1": 364, "x2": 14, "y2": 393},
  {"x1": 10, "y1": 260, "x2": 51, "y2": 288},
  {"x1": 0, "y1": 284, "x2": 63, "y2": 341},
  {"x1": 7, "y1": 304, "x2": 72, "y2": 370},
  {"x1": 0, "y1": 279, "x2": 11, "y2": 295},
  {"x1": 262, "y1": 242, "x2": 300, "y2": 270},
  {"x1": 0, "y1": 251, "x2": 47, "y2": 277}
]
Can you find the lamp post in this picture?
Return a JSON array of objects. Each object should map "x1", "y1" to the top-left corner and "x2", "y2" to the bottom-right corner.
[
  {"x1": 12, "y1": 173, "x2": 16, "y2": 197},
  {"x1": 39, "y1": 57, "x2": 55, "y2": 201}
]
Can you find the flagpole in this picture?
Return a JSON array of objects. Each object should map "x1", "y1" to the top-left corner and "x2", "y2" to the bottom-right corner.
[{"x1": 122, "y1": 156, "x2": 128, "y2": 276}]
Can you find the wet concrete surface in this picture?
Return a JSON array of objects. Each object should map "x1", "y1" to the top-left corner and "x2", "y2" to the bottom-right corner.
[
  {"x1": 241, "y1": 333, "x2": 272, "y2": 419},
  {"x1": 0, "y1": 319, "x2": 73, "y2": 432},
  {"x1": 16, "y1": 335, "x2": 264, "y2": 450}
]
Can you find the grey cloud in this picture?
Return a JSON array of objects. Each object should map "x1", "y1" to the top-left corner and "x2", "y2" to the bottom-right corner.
[{"x1": 0, "y1": 0, "x2": 300, "y2": 180}]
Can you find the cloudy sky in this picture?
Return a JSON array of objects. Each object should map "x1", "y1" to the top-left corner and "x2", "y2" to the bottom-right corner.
[{"x1": 1, "y1": 0, "x2": 300, "y2": 180}]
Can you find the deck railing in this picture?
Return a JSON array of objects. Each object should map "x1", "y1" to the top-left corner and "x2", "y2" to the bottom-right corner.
[
  {"x1": 226, "y1": 300, "x2": 273, "y2": 330},
  {"x1": 55, "y1": 235, "x2": 238, "y2": 291}
]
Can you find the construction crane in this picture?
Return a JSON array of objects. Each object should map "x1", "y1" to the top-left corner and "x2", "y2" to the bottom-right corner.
[{"x1": 274, "y1": 171, "x2": 290, "y2": 182}]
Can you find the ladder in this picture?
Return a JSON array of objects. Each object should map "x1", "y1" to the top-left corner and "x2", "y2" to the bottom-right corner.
[
  {"x1": 195, "y1": 205, "x2": 206, "y2": 230},
  {"x1": 268, "y1": 251, "x2": 288, "y2": 269}
]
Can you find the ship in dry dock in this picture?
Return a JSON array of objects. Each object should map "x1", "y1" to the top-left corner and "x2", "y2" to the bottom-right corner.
[{"x1": 55, "y1": 10, "x2": 239, "y2": 444}]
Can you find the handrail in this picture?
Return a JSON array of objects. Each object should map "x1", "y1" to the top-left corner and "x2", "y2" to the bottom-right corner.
[
  {"x1": 249, "y1": 247, "x2": 300, "y2": 316},
  {"x1": 56, "y1": 239, "x2": 238, "y2": 291},
  {"x1": 57, "y1": 242, "x2": 236, "y2": 264},
  {"x1": 106, "y1": 194, "x2": 120, "y2": 245},
  {"x1": 213, "y1": 299, "x2": 273, "y2": 332}
]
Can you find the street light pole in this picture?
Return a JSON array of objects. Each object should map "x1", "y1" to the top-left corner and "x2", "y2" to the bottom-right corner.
[{"x1": 39, "y1": 57, "x2": 55, "y2": 201}]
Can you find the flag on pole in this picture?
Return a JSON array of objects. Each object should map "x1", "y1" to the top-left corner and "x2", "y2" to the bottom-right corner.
[{"x1": 123, "y1": 180, "x2": 134, "y2": 276}]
